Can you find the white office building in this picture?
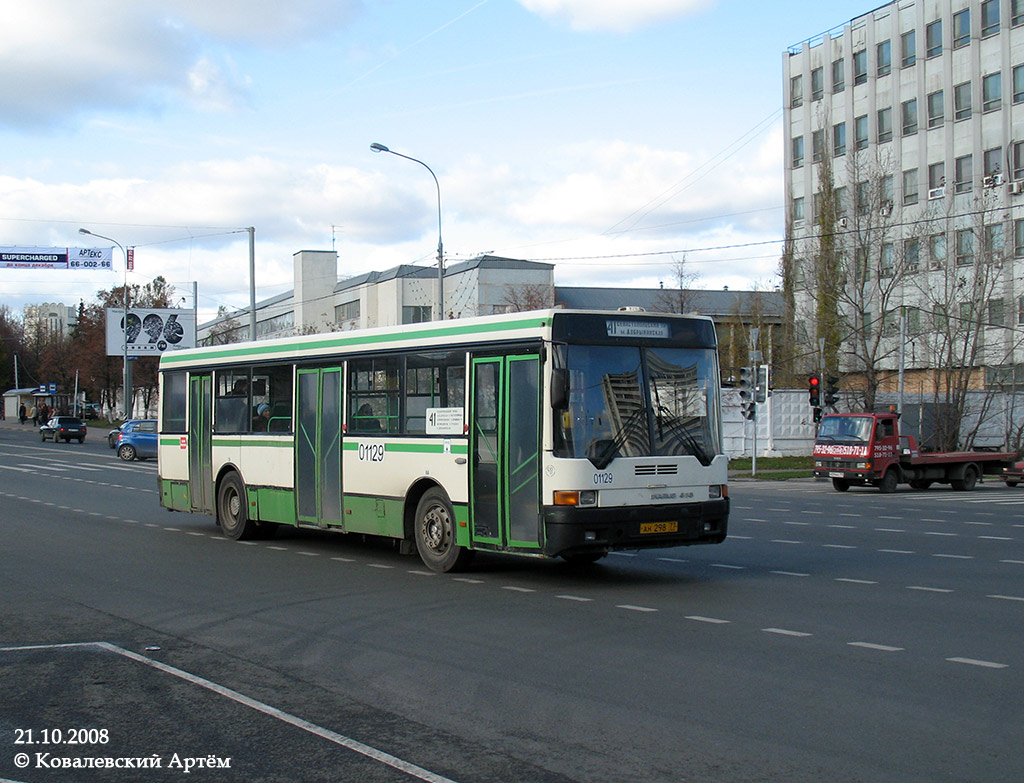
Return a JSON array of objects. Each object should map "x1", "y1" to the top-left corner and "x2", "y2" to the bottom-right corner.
[{"x1": 783, "y1": 0, "x2": 1024, "y2": 391}]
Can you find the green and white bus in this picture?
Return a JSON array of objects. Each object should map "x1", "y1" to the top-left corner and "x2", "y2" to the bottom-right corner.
[{"x1": 157, "y1": 309, "x2": 729, "y2": 571}]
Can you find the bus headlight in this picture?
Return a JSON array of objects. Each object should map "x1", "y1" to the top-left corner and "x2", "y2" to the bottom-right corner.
[
  {"x1": 554, "y1": 490, "x2": 598, "y2": 507},
  {"x1": 708, "y1": 485, "x2": 722, "y2": 499}
]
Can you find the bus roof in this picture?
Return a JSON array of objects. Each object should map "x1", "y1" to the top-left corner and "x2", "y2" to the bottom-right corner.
[{"x1": 159, "y1": 309, "x2": 717, "y2": 371}]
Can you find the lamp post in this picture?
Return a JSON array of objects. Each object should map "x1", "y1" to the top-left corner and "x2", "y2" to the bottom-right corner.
[
  {"x1": 79, "y1": 228, "x2": 131, "y2": 418},
  {"x1": 370, "y1": 142, "x2": 445, "y2": 320}
]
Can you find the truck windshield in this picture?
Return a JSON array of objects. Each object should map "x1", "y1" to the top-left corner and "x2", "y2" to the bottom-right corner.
[
  {"x1": 553, "y1": 344, "x2": 721, "y2": 467},
  {"x1": 817, "y1": 415, "x2": 873, "y2": 444}
]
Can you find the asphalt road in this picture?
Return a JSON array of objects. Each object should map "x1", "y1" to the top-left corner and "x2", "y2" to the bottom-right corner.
[{"x1": 0, "y1": 421, "x2": 1021, "y2": 782}]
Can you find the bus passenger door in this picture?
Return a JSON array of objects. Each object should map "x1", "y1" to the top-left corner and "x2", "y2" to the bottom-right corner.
[
  {"x1": 188, "y1": 374, "x2": 213, "y2": 513},
  {"x1": 470, "y1": 354, "x2": 541, "y2": 549},
  {"x1": 296, "y1": 367, "x2": 343, "y2": 528}
]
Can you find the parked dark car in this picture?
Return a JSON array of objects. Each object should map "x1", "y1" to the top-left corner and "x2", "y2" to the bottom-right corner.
[
  {"x1": 40, "y1": 416, "x2": 87, "y2": 443},
  {"x1": 116, "y1": 419, "x2": 158, "y2": 461}
]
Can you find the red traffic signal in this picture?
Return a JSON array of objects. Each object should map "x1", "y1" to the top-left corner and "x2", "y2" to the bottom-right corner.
[{"x1": 808, "y1": 374, "x2": 821, "y2": 407}]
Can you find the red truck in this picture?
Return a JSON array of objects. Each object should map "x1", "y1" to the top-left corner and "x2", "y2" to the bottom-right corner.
[{"x1": 812, "y1": 412, "x2": 1017, "y2": 493}]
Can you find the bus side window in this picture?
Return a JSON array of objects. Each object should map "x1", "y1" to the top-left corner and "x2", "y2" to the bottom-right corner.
[
  {"x1": 215, "y1": 371, "x2": 250, "y2": 433},
  {"x1": 253, "y1": 364, "x2": 293, "y2": 433},
  {"x1": 349, "y1": 357, "x2": 401, "y2": 433}
]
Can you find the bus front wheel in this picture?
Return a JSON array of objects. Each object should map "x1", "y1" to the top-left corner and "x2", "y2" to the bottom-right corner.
[
  {"x1": 217, "y1": 473, "x2": 257, "y2": 540},
  {"x1": 414, "y1": 487, "x2": 472, "y2": 573}
]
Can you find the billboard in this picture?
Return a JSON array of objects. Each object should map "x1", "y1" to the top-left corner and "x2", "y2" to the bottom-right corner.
[
  {"x1": 105, "y1": 308, "x2": 197, "y2": 357},
  {"x1": 0, "y1": 246, "x2": 114, "y2": 270}
]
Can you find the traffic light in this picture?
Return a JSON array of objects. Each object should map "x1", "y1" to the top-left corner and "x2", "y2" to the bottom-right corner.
[
  {"x1": 824, "y1": 375, "x2": 840, "y2": 408},
  {"x1": 808, "y1": 374, "x2": 821, "y2": 408},
  {"x1": 755, "y1": 365, "x2": 769, "y2": 404},
  {"x1": 739, "y1": 366, "x2": 756, "y2": 420}
]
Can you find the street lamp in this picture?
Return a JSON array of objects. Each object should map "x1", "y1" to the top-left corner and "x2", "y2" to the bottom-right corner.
[
  {"x1": 370, "y1": 142, "x2": 445, "y2": 320},
  {"x1": 79, "y1": 227, "x2": 131, "y2": 418}
]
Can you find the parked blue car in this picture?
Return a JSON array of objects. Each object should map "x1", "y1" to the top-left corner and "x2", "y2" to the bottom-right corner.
[{"x1": 116, "y1": 419, "x2": 158, "y2": 461}]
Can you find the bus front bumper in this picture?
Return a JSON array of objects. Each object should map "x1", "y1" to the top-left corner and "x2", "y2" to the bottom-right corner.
[{"x1": 542, "y1": 498, "x2": 729, "y2": 558}]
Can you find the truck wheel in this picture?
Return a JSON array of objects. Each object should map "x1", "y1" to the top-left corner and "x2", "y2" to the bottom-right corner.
[
  {"x1": 1006, "y1": 479, "x2": 1020, "y2": 488},
  {"x1": 879, "y1": 469, "x2": 899, "y2": 494},
  {"x1": 951, "y1": 465, "x2": 978, "y2": 492},
  {"x1": 831, "y1": 478, "x2": 850, "y2": 492}
]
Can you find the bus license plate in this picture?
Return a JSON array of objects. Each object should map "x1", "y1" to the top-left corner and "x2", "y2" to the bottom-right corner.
[{"x1": 640, "y1": 521, "x2": 678, "y2": 535}]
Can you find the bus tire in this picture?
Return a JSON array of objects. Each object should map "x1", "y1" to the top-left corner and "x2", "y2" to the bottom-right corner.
[
  {"x1": 217, "y1": 472, "x2": 257, "y2": 540},
  {"x1": 879, "y1": 469, "x2": 899, "y2": 493},
  {"x1": 414, "y1": 487, "x2": 471, "y2": 573}
]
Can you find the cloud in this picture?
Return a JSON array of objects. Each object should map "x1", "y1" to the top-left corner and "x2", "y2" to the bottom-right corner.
[
  {"x1": 516, "y1": 0, "x2": 715, "y2": 32},
  {"x1": 0, "y1": 0, "x2": 361, "y2": 128}
]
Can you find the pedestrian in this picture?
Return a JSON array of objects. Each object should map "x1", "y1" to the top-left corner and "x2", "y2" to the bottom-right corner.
[
  {"x1": 19, "y1": 403, "x2": 26, "y2": 425},
  {"x1": 29, "y1": 404, "x2": 37, "y2": 426}
]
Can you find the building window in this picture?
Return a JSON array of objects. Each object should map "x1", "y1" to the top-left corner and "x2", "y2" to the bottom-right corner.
[
  {"x1": 812, "y1": 129, "x2": 824, "y2": 162},
  {"x1": 927, "y1": 90, "x2": 944, "y2": 127},
  {"x1": 1015, "y1": 141, "x2": 1024, "y2": 180},
  {"x1": 904, "y1": 238, "x2": 921, "y2": 271},
  {"x1": 984, "y1": 147, "x2": 1003, "y2": 178},
  {"x1": 929, "y1": 162, "x2": 946, "y2": 194},
  {"x1": 988, "y1": 298, "x2": 1006, "y2": 327},
  {"x1": 833, "y1": 122, "x2": 847, "y2": 156},
  {"x1": 877, "y1": 107, "x2": 893, "y2": 143},
  {"x1": 981, "y1": 0, "x2": 1000, "y2": 36},
  {"x1": 855, "y1": 115, "x2": 869, "y2": 150},
  {"x1": 1015, "y1": 65, "x2": 1024, "y2": 103},
  {"x1": 926, "y1": 20, "x2": 943, "y2": 57},
  {"x1": 835, "y1": 186, "x2": 847, "y2": 217},
  {"x1": 335, "y1": 300, "x2": 360, "y2": 322},
  {"x1": 955, "y1": 155, "x2": 973, "y2": 193},
  {"x1": 930, "y1": 233, "x2": 947, "y2": 266},
  {"x1": 956, "y1": 229, "x2": 975, "y2": 265},
  {"x1": 1014, "y1": 0, "x2": 1024, "y2": 26},
  {"x1": 983, "y1": 73, "x2": 1002, "y2": 112},
  {"x1": 901, "y1": 30, "x2": 916, "y2": 67},
  {"x1": 793, "y1": 196, "x2": 805, "y2": 223},
  {"x1": 856, "y1": 181, "x2": 870, "y2": 215},
  {"x1": 901, "y1": 98, "x2": 918, "y2": 135},
  {"x1": 792, "y1": 135, "x2": 804, "y2": 167},
  {"x1": 953, "y1": 9, "x2": 971, "y2": 48},
  {"x1": 903, "y1": 168, "x2": 919, "y2": 205},
  {"x1": 832, "y1": 58, "x2": 845, "y2": 93},
  {"x1": 954, "y1": 82, "x2": 972, "y2": 121},
  {"x1": 791, "y1": 74, "x2": 803, "y2": 107},
  {"x1": 880, "y1": 174, "x2": 894, "y2": 209},
  {"x1": 811, "y1": 67, "x2": 823, "y2": 100},
  {"x1": 853, "y1": 50, "x2": 868, "y2": 85},
  {"x1": 985, "y1": 223, "x2": 1005, "y2": 258},
  {"x1": 879, "y1": 243, "x2": 895, "y2": 277},
  {"x1": 402, "y1": 305, "x2": 432, "y2": 324},
  {"x1": 877, "y1": 40, "x2": 892, "y2": 76}
]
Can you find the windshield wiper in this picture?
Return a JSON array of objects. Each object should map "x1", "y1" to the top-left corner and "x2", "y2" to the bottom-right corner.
[
  {"x1": 587, "y1": 405, "x2": 648, "y2": 469},
  {"x1": 654, "y1": 406, "x2": 715, "y2": 466}
]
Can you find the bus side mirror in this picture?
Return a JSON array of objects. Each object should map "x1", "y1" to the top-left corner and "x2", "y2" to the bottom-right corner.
[{"x1": 551, "y1": 368, "x2": 569, "y2": 409}]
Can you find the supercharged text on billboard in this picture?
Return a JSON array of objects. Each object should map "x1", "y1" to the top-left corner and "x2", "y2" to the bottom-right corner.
[{"x1": 0, "y1": 246, "x2": 114, "y2": 270}]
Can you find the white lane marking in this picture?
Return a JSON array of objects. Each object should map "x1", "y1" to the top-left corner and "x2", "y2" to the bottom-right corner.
[
  {"x1": 771, "y1": 539, "x2": 803, "y2": 545},
  {"x1": 657, "y1": 557, "x2": 688, "y2": 563},
  {"x1": 367, "y1": 564, "x2": 395, "y2": 570},
  {"x1": 763, "y1": 627, "x2": 812, "y2": 637},
  {"x1": 979, "y1": 535, "x2": 1014, "y2": 541},
  {"x1": 0, "y1": 642, "x2": 461, "y2": 783},
  {"x1": 710, "y1": 563, "x2": 745, "y2": 569},
  {"x1": 557, "y1": 595, "x2": 593, "y2": 602},
  {"x1": 848, "y1": 642, "x2": 904, "y2": 652},
  {"x1": 836, "y1": 578, "x2": 877, "y2": 585},
  {"x1": 617, "y1": 604, "x2": 657, "y2": 613},
  {"x1": 907, "y1": 586, "x2": 954, "y2": 593},
  {"x1": 823, "y1": 544, "x2": 857, "y2": 549},
  {"x1": 933, "y1": 554, "x2": 973, "y2": 560},
  {"x1": 988, "y1": 594, "x2": 1024, "y2": 602},
  {"x1": 947, "y1": 657, "x2": 1008, "y2": 669},
  {"x1": 452, "y1": 577, "x2": 483, "y2": 584},
  {"x1": 502, "y1": 586, "x2": 535, "y2": 593},
  {"x1": 686, "y1": 615, "x2": 730, "y2": 624},
  {"x1": 771, "y1": 570, "x2": 810, "y2": 577},
  {"x1": 879, "y1": 549, "x2": 915, "y2": 554}
]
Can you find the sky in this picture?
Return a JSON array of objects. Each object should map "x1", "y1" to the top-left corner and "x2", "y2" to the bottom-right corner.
[{"x1": 0, "y1": 0, "x2": 873, "y2": 323}]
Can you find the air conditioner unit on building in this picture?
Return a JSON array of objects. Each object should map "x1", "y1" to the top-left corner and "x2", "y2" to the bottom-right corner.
[
  {"x1": 879, "y1": 202, "x2": 893, "y2": 216},
  {"x1": 1010, "y1": 181, "x2": 1024, "y2": 195},
  {"x1": 927, "y1": 186, "x2": 945, "y2": 200},
  {"x1": 983, "y1": 174, "x2": 1005, "y2": 188},
  {"x1": 837, "y1": 217, "x2": 849, "y2": 228}
]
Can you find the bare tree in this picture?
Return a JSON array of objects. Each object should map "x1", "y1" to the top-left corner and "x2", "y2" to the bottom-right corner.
[
  {"x1": 653, "y1": 255, "x2": 701, "y2": 314},
  {"x1": 501, "y1": 283, "x2": 553, "y2": 313}
]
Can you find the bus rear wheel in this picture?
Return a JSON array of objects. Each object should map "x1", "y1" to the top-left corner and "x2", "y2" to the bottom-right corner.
[
  {"x1": 414, "y1": 487, "x2": 472, "y2": 573},
  {"x1": 217, "y1": 473, "x2": 257, "y2": 540}
]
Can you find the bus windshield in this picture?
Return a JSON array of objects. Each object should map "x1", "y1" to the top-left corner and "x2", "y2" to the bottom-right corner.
[{"x1": 554, "y1": 344, "x2": 721, "y2": 468}]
